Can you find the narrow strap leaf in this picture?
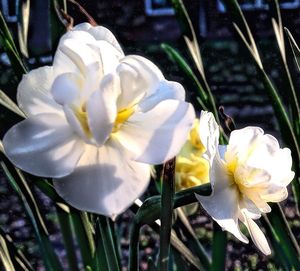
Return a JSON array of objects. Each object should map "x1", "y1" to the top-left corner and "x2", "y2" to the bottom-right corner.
[{"x1": 159, "y1": 158, "x2": 176, "y2": 271}]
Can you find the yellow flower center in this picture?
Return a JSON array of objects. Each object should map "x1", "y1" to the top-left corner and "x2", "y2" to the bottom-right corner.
[
  {"x1": 112, "y1": 106, "x2": 136, "y2": 133},
  {"x1": 74, "y1": 104, "x2": 92, "y2": 138}
]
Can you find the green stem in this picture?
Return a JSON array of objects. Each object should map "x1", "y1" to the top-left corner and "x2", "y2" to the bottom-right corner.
[
  {"x1": 159, "y1": 158, "x2": 176, "y2": 271},
  {"x1": 211, "y1": 222, "x2": 227, "y2": 271}
]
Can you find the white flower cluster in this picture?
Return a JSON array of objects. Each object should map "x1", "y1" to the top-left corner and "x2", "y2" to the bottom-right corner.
[{"x1": 2, "y1": 23, "x2": 294, "y2": 255}]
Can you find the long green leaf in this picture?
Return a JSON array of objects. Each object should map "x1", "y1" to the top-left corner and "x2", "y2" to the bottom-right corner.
[
  {"x1": 176, "y1": 208, "x2": 211, "y2": 270},
  {"x1": 0, "y1": 227, "x2": 34, "y2": 271},
  {"x1": 0, "y1": 89, "x2": 26, "y2": 118},
  {"x1": 17, "y1": 0, "x2": 30, "y2": 57},
  {"x1": 161, "y1": 43, "x2": 208, "y2": 109},
  {"x1": 0, "y1": 11, "x2": 27, "y2": 78},
  {"x1": 56, "y1": 207, "x2": 79, "y2": 271},
  {"x1": 159, "y1": 158, "x2": 176, "y2": 271},
  {"x1": 0, "y1": 159, "x2": 63, "y2": 271},
  {"x1": 98, "y1": 216, "x2": 120, "y2": 271},
  {"x1": 266, "y1": 204, "x2": 300, "y2": 269},
  {"x1": 129, "y1": 184, "x2": 211, "y2": 271},
  {"x1": 285, "y1": 27, "x2": 300, "y2": 72},
  {"x1": 70, "y1": 211, "x2": 94, "y2": 268}
]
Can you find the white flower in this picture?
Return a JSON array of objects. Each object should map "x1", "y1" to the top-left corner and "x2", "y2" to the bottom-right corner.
[
  {"x1": 3, "y1": 23, "x2": 195, "y2": 217},
  {"x1": 196, "y1": 116, "x2": 294, "y2": 255}
]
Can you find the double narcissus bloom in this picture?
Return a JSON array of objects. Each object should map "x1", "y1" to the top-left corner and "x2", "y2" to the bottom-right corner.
[
  {"x1": 194, "y1": 112, "x2": 294, "y2": 255},
  {"x1": 3, "y1": 23, "x2": 195, "y2": 217}
]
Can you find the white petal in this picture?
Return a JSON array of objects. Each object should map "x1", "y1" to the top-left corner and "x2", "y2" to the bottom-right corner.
[
  {"x1": 198, "y1": 111, "x2": 220, "y2": 165},
  {"x1": 53, "y1": 140, "x2": 151, "y2": 217},
  {"x1": 240, "y1": 211, "x2": 271, "y2": 255},
  {"x1": 87, "y1": 74, "x2": 120, "y2": 145},
  {"x1": 53, "y1": 38, "x2": 100, "y2": 78},
  {"x1": 196, "y1": 185, "x2": 248, "y2": 243},
  {"x1": 196, "y1": 155, "x2": 248, "y2": 243},
  {"x1": 51, "y1": 72, "x2": 82, "y2": 105},
  {"x1": 116, "y1": 99, "x2": 195, "y2": 164},
  {"x1": 138, "y1": 80, "x2": 185, "y2": 112},
  {"x1": 3, "y1": 113, "x2": 84, "y2": 177},
  {"x1": 225, "y1": 126, "x2": 264, "y2": 164},
  {"x1": 88, "y1": 41, "x2": 123, "y2": 76},
  {"x1": 63, "y1": 105, "x2": 90, "y2": 143},
  {"x1": 17, "y1": 66, "x2": 63, "y2": 116},
  {"x1": 117, "y1": 55, "x2": 164, "y2": 109},
  {"x1": 86, "y1": 25, "x2": 123, "y2": 53}
]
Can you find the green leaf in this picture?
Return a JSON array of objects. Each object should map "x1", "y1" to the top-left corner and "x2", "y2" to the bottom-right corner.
[
  {"x1": 176, "y1": 208, "x2": 211, "y2": 270},
  {"x1": 129, "y1": 185, "x2": 211, "y2": 271},
  {"x1": 17, "y1": 0, "x2": 30, "y2": 58},
  {"x1": 285, "y1": 27, "x2": 300, "y2": 72},
  {"x1": 0, "y1": 89, "x2": 26, "y2": 118},
  {"x1": 265, "y1": 204, "x2": 300, "y2": 269},
  {"x1": 210, "y1": 222, "x2": 227, "y2": 271},
  {"x1": 56, "y1": 207, "x2": 79, "y2": 271},
  {"x1": 0, "y1": 158, "x2": 63, "y2": 271},
  {"x1": 97, "y1": 216, "x2": 120, "y2": 271},
  {"x1": 0, "y1": 227, "x2": 34, "y2": 271},
  {"x1": 0, "y1": 11, "x2": 27, "y2": 78},
  {"x1": 70, "y1": 211, "x2": 94, "y2": 269},
  {"x1": 159, "y1": 158, "x2": 176, "y2": 271},
  {"x1": 171, "y1": 0, "x2": 205, "y2": 79},
  {"x1": 161, "y1": 43, "x2": 208, "y2": 109}
]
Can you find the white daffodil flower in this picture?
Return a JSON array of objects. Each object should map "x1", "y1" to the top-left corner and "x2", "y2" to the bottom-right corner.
[
  {"x1": 196, "y1": 115, "x2": 294, "y2": 255},
  {"x1": 3, "y1": 23, "x2": 195, "y2": 217}
]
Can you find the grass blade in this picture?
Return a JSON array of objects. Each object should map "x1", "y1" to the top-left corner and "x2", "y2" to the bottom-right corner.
[
  {"x1": 161, "y1": 43, "x2": 208, "y2": 109},
  {"x1": 98, "y1": 216, "x2": 120, "y2": 271},
  {"x1": 159, "y1": 158, "x2": 176, "y2": 271},
  {"x1": 0, "y1": 11, "x2": 27, "y2": 78},
  {"x1": 0, "y1": 227, "x2": 34, "y2": 271},
  {"x1": 176, "y1": 208, "x2": 211, "y2": 270},
  {"x1": 17, "y1": 0, "x2": 30, "y2": 58},
  {"x1": 0, "y1": 89, "x2": 26, "y2": 118},
  {"x1": 0, "y1": 158, "x2": 63, "y2": 271},
  {"x1": 70, "y1": 211, "x2": 94, "y2": 269},
  {"x1": 265, "y1": 204, "x2": 300, "y2": 268},
  {"x1": 56, "y1": 207, "x2": 79, "y2": 271}
]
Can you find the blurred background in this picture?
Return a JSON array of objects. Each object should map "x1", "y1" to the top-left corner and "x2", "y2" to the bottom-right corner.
[{"x1": 0, "y1": 1, "x2": 300, "y2": 270}]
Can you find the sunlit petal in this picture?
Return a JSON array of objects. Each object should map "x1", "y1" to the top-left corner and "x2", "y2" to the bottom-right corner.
[
  {"x1": 54, "y1": 140, "x2": 150, "y2": 217},
  {"x1": 116, "y1": 100, "x2": 195, "y2": 164},
  {"x1": 17, "y1": 66, "x2": 63, "y2": 116},
  {"x1": 3, "y1": 113, "x2": 84, "y2": 177}
]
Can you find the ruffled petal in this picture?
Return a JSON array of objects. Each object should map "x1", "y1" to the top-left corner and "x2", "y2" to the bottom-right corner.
[
  {"x1": 117, "y1": 55, "x2": 164, "y2": 109},
  {"x1": 87, "y1": 74, "x2": 120, "y2": 145},
  {"x1": 3, "y1": 113, "x2": 84, "y2": 178},
  {"x1": 116, "y1": 99, "x2": 195, "y2": 164},
  {"x1": 240, "y1": 211, "x2": 271, "y2": 255},
  {"x1": 53, "y1": 140, "x2": 151, "y2": 217},
  {"x1": 17, "y1": 66, "x2": 63, "y2": 116},
  {"x1": 137, "y1": 80, "x2": 185, "y2": 112},
  {"x1": 73, "y1": 23, "x2": 123, "y2": 53},
  {"x1": 198, "y1": 111, "x2": 220, "y2": 165},
  {"x1": 53, "y1": 37, "x2": 100, "y2": 79}
]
